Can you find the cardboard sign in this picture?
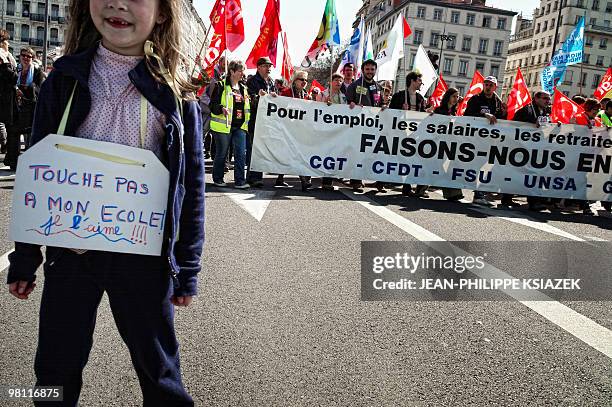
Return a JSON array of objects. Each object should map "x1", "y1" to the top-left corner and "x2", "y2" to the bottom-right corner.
[{"x1": 9, "y1": 135, "x2": 170, "y2": 255}]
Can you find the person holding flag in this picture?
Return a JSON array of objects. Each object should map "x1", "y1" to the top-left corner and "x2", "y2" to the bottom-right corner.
[
  {"x1": 597, "y1": 99, "x2": 612, "y2": 127},
  {"x1": 340, "y1": 63, "x2": 356, "y2": 94},
  {"x1": 346, "y1": 59, "x2": 385, "y2": 193}
]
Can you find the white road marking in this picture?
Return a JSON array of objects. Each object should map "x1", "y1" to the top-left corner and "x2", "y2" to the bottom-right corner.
[
  {"x1": 431, "y1": 191, "x2": 587, "y2": 242},
  {"x1": 583, "y1": 235, "x2": 608, "y2": 242},
  {"x1": 341, "y1": 189, "x2": 612, "y2": 360},
  {"x1": 0, "y1": 250, "x2": 11, "y2": 272},
  {"x1": 224, "y1": 190, "x2": 276, "y2": 222}
]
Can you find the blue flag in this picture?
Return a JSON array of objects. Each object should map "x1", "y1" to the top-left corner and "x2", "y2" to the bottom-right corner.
[
  {"x1": 541, "y1": 16, "x2": 584, "y2": 93},
  {"x1": 338, "y1": 17, "x2": 364, "y2": 73}
]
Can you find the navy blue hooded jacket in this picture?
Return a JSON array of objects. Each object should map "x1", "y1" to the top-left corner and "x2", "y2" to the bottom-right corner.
[{"x1": 7, "y1": 44, "x2": 205, "y2": 297}]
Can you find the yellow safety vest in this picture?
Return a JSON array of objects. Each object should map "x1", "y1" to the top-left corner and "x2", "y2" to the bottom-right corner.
[{"x1": 210, "y1": 83, "x2": 250, "y2": 133}]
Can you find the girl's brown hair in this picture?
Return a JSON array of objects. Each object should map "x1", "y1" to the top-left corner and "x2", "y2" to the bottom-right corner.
[{"x1": 63, "y1": 0, "x2": 196, "y2": 98}]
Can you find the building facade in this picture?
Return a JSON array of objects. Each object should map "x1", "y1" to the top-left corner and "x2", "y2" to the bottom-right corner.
[
  {"x1": 1, "y1": 0, "x2": 206, "y2": 71},
  {"x1": 362, "y1": 0, "x2": 516, "y2": 96},
  {"x1": 502, "y1": 0, "x2": 612, "y2": 99},
  {"x1": 1, "y1": 0, "x2": 69, "y2": 64}
]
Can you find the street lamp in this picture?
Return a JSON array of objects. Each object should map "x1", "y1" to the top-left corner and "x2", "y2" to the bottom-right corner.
[{"x1": 438, "y1": 34, "x2": 454, "y2": 75}]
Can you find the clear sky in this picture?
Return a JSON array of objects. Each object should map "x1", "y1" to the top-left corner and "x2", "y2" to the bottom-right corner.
[{"x1": 191, "y1": 0, "x2": 539, "y2": 74}]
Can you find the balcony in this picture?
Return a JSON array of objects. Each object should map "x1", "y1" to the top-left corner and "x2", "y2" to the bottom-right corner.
[
  {"x1": 50, "y1": 15, "x2": 66, "y2": 24},
  {"x1": 30, "y1": 13, "x2": 46, "y2": 22},
  {"x1": 589, "y1": 24, "x2": 612, "y2": 34},
  {"x1": 29, "y1": 38, "x2": 43, "y2": 46},
  {"x1": 49, "y1": 40, "x2": 62, "y2": 47}
]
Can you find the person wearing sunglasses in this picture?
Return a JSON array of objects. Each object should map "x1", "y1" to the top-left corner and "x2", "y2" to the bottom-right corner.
[
  {"x1": 281, "y1": 71, "x2": 314, "y2": 191},
  {"x1": 4, "y1": 47, "x2": 45, "y2": 171}
]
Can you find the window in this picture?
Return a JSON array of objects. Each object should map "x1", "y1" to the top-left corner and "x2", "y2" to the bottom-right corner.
[
  {"x1": 478, "y1": 39, "x2": 488, "y2": 54},
  {"x1": 497, "y1": 18, "x2": 506, "y2": 30},
  {"x1": 546, "y1": 3, "x2": 551, "y2": 13},
  {"x1": 493, "y1": 40, "x2": 503, "y2": 56},
  {"x1": 593, "y1": 74, "x2": 601, "y2": 88},
  {"x1": 575, "y1": 15, "x2": 581, "y2": 24},
  {"x1": 535, "y1": 23, "x2": 540, "y2": 33},
  {"x1": 586, "y1": 36, "x2": 593, "y2": 46},
  {"x1": 414, "y1": 30, "x2": 423, "y2": 45},
  {"x1": 538, "y1": 54, "x2": 542, "y2": 64},
  {"x1": 543, "y1": 21, "x2": 548, "y2": 30},
  {"x1": 590, "y1": 18, "x2": 597, "y2": 26},
  {"x1": 443, "y1": 58, "x2": 453, "y2": 74},
  {"x1": 533, "y1": 41, "x2": 538, "y2": 50},
  {"x1": 563, "y1": 70, "x2": 573, "y2": 85},
  {"x1": 527, "y1": 73, "x2": 533, "y2": 85},
  {"x1": 466, "y1": 13, "x2": 475, "y2": 25},
  {"x1": 451, "y1": 11, "x2": 460, "y2": 24},
  {"x1": 551, "y1": 18, "x2": 555, "y2": 28},
  {"x1": 5, "y1": 23, "x2": 14, "y2": 39},
  {"x1": 483, "y1": 16, "x2": 491, "y2": 28},
  {"x1": 430, "y1": 32, "x2": 440, "y2": 47},
  {"x1": 531, "y1": 56, "x2": 535, "y2": 64},
  {"x1": 540, "y1": 38, "x2": 545, "y2": 47},
  {"x1": 554, "y1": 1, "x2": 559, "y2": 11},
  {"x1": 37, "y1": 2, "x2": 45, "y2": 14},
  {"x1": 36, "y1": 26, "x2": 44, "y2": 40},
  {"x1": 491, "y1": 64, "x2": 499, "y2": 78},
  {"x1": 593, "y1": 0, "x2": 600, "y2": 10},
  {"x1": 22, "y1": 1, "x2": 30, "y2": 16},
  {"x1": 606, "y1": 20, "x2": 611, "y2": 27},
  {"x1": 417, "y1": 6, "x2": 426, "y2": 19},
  {"x1": 576, "y1": 0, "x2": 584, "y2": 7},
  {"x1": 547, "y1": 36, "x2": 552, "y2": 46},
  {"x1": 476, "y1": 62, "x2": 485, "y2": 73},
  {"x1": 433, "y1": 9, "x2": 443, "y2": 21},
  {"x1": 560, "y1": 16, "x2": 563, "y2": 25},
  {"x1": 597, "y1": 56, "x2": 604, "y2": 66},
  {"x1": 584, "y1": 53, "x2": 590, "y2": 63},
  {"x1": 600, "y1": 38, "x2": 608, "y2": 48},
  {"x1": 607, "y1": 1, "x2": 612, "y2": 12},
  {"x1": 579, "y1": 72, "x2": 587, "y2": 87},
  {"x1": 462, "y1": 36, "x2": 471, "y2": 52},
  {"x1": 446, "y1": 35, "x2": 457, "y2": 50},
  {"x1": 457, "y1": 85, "x2": 465, "y2": 95},
  {"x1": 459, "y1": 60, "x2": 468, "y2": 76},
  {"x1": 7, "y1": 0, "x2": 15, "y2": 15},
  {"x1": 51, "y1": 4, "x2": 59, "y2": 17},
  {"x1": 50, "y1": 27, "x2": 58, "y2": 40},
  {"x1": 20, "y1": 24, "x2": 29, "y2": 41}
]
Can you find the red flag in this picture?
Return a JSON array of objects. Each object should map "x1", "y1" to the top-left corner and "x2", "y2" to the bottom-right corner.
[
  {"x1": 428, "y1": 74, "x2": 448, "y2": 109},
  {"x1": 246, "y1": 0, "x2": 282, "y2": 68},
  {"x1": 551, "y1": 88, "x2": 585, "y2": 124},
  {"x1": 403, "y1": 16, "x2": 412, "y2": 38},
  {"x1": 309, "y1": 79, "x2": 326, "y2": 98},
  {"x1": 456, "y1": 71, "x2": 485, "y2": 116},
  {"x1": 594, "y1": 67, "x2": 612, "y2": 101},
  {"x1": 203, "y1": 0, "x2": 245, "y2": 74},
  {"x1": 506, "y1": 68, "x2": 532, "y2": 120},
  {"x1": 281, "y1": 32, "x2": 294, "y2": 84}
]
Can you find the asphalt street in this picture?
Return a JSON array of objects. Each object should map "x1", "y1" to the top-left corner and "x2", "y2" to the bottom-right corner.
[{"x1": 0, "y1": 159, "x2": 611, "y2": 406}]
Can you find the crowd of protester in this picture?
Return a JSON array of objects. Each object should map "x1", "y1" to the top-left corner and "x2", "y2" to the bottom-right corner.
[
  {"x1": 0, "y1": 30, "x2": 46, "y2": 171},
  {"x1": 197, "y1": 55, "x2": 611, "y2": 215}
]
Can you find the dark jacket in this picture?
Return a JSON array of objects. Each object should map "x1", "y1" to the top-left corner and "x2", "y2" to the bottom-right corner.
[
  {"x1": 246, "y1": 72, "x2": 276, "y2": 132},
  {"x1": 345, "y1": 77, "x2": 382, "y2": 107},
  {"x1": 0, "y1": 62, "x2": 17, "y2": 125},
  {"x1": 389, "y1": 90, "x2": 426, "y2": 111},
  {"x1": 513, "y1": 102, "x2": 550, "y2": 124},
  {"x1": 463, "y1": 92, "x2": 506, "y2": 119},
  {"x1": 7, "y1": 44, "x2": 205, "y2": 297},
  {"x1": 434, "y1": 104, "x2": 457, "y2": 116}
]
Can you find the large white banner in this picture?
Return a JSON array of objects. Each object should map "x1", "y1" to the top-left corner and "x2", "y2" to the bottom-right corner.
[
  {"x1": 9, "y1": 135, "x2": 170, "y2": 255},
  {"x1": 252, "y1": 96, "x2": 612, "y2": 201}
]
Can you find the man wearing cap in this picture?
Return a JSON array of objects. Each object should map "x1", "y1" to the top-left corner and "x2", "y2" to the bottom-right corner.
[
  {"x1": 246, "y1": 57, "x2": 277, "y2": 187},
  {"x1": 463, "y1": 75, "x2": 507, "y2": 207}
]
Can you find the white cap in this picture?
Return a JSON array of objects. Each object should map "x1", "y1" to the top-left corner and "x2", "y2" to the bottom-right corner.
[{"x1": 484, "y1": 76, "x2": 498, "y2": 85}]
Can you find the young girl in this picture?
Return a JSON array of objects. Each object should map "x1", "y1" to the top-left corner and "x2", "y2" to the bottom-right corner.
[{"x1": 6, "y1": 0, "x2": 205, "y2": 405}]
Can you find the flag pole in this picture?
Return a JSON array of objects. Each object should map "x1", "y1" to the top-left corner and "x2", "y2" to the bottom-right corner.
[
  {"x1": 223, "y1": 4, "x2": 230, "y2": 128},
  {"x1": 578, "y1": 11, "x2": 587, "y2": 96},
  {"x1": 330, "y1": 45, "x2": 333, "y2": 101},
  {"x1": 403, "y1": 32, "x2": 408, "y2": 109},
  {"x1": 190, "y1": 22, "x2": 214, "y2": 79}
]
